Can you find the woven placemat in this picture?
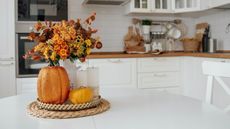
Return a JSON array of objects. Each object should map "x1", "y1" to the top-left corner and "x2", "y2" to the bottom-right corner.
[{"x1": 27, "y1": 99, "x2": 110, "y2": 119}]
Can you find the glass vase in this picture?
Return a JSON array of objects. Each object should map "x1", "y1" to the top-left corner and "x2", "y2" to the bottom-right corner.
[
  {"x1": 76, "y1": 67, "x2": 99, "y2": 98},
  {"x1": 62, "y1": 59, "x2": 77, "y2": 89}
]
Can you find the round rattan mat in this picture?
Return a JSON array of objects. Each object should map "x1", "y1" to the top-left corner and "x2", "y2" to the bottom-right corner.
[{"x1": 27, "y1": 99, "x2": 110, "y2": 119}]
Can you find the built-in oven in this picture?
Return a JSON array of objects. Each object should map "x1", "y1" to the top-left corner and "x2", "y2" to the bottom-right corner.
[
  {"x1": 17, "y1": 0, "x2": 68, "y2": 22},
  {"x1": 16, "y1": 33, "x2": 48, "y2": 78}
]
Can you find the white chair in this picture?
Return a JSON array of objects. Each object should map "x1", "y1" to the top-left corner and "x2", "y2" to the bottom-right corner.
[{"x1": 202, "y1": 61, "x2": 230, "y2": 112}]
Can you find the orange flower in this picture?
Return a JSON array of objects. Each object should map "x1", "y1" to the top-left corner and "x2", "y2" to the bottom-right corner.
[
  {"x1": 59, "y1": 49, "x2": 68, "y2": 59},
  {"x1": 24, "y1": 13, "x2": 103, "y2": 66},
  {"x1": 34, "y1": 22, "x2": 43, "y2": 31},
  {"x1": 54, "y1": 44, "x2": 61, "y2": 52},
  {"x1": 52, "y1": 34, "x2": 60, "y2": 42}
]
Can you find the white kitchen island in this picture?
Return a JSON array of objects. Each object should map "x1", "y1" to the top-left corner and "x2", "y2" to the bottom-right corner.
[{"x1": 1, "y1": 88, "x2": 230, "y2": 129}]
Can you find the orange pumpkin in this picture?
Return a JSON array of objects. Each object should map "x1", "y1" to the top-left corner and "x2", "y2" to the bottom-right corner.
[{"x1": 37, "y1": 66, "x2": 70, "y2": 104}]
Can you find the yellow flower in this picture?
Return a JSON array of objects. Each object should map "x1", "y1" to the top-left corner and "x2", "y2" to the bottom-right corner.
[
  {"x1": 76, "y1": 35, "x2": 83, "y2": 44},
  {"x1": 50, "y1": 52, "x2": 56, "y2": 61},
  {"x1": 69, "y1": 26, "x2": 76, "y2": 39},
  {"x1": 34, "y1": 43, "x2": 45, "y2": 52},
  {"x1": 77, "y1": 46, "x2": 84, "y2": 56},
  {"x1": 43, "y1": 47, "x2": 49, "y2": 59},
  {"x1": 86, "y1": 48, "x2": 91, "y2": 55},
  {"x1": 85, "y1": 39, "x2": 92, "y2": 46},
  {"x1": 52, "y1": 34, "x2": 60, "y2": 42}
]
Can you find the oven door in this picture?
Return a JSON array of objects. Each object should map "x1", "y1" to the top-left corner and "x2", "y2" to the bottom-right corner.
[
  {"x1": 17, "y1": 0, "x2": 68, "y2": 22},
  {"x1": 17, "y1": 33, "x2": 48, "y2": 78}
]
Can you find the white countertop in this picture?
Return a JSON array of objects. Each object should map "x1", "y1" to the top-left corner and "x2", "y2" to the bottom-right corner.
[{"x1": 1, "y1": 88, "x2": 230, "y2": 129}]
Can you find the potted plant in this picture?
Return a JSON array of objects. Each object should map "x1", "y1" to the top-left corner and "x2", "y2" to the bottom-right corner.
[
  {"x1": 24, "y1": 13, "x2": 103, "y2": 104},
  {"x1": 142, "y1": 19, "x2": 152, "y2": 34}
]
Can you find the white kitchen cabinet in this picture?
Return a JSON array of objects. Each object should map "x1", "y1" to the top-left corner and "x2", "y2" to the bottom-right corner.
[
  {"x1": 138, "y1": 57, "x2": 180, "y2": 72},
  {"x1": 138, "y1": 72, "x2": 180, "y2": 88},
  {"x1": 172, "y1": 0, "x2": 201, "y2": 13},
  {"x1": 89, "y1": 58, "x2": 137, "y2": 88},
  {"x1": 125, "y1": 0, "x2": 151, "y2": 13},
  {"x1": 152, "y1": 0, "x2": 172, "y2": 13},
  {"x1": 0, "y1": 61, "x2": 16, "y2": 98},
  {"x1": 209, "y1": 0, "x2": 230, "y2": 8},
  {"x1": 0, "y1": 0, "x2": 15, "y2": 60},
  {"x1": 17, "y1": 78, "x2": 37, "y2": 95},
  {"x1": 137, "y1": 57, "x2": 182, "y2": 90}
]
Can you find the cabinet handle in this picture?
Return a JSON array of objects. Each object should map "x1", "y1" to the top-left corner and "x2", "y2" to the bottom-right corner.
[
  {"x1": 20, "y1": 36, "x2": 29, "y2": 40},
  {"x1": 153, "y1": 58, "x2": 166, "y2": 61},
  {"x1": 0, "y1": 62, "x2": 14, "y2": 66},
  {"x1": 0, "y1": 57, "x2": 14, "y2": 60},
  {"x1": 154, "y1": 73, "x2": 167, "y2": 77},
  {"x1": 220, "y1": 60, "x2": 227, "y2": 63},
  {"x1": 108, "y1": 59, "x2": 121, "y2": 63}
]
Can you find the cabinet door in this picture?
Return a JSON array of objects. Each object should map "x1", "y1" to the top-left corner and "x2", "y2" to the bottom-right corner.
[
  {"x1": 16, "y1": 78, "x2": 37, "y2": 95},
  {"x1": 0, "y1": 0, "x2": 15, "y2": 60},
  {"x1": 129, "y1": 0, "x2": 151, "y2": 12},
  {"x1": 0, "y1": 61, "x2": 16, "y2": 98},
  {"x1": 173, "y1": 0, "x2": 200, "y2": 13},
  {"x1": 152, "y1": 0, "x2": 172, "y2": 13},
  {"x1": 89, "y1": 58, "x2": 137, "y2": 88}
]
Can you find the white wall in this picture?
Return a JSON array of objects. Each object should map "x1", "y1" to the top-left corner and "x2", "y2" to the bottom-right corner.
[{"x1": 69, "y1": 0, "x2": 195, "y2": 52}]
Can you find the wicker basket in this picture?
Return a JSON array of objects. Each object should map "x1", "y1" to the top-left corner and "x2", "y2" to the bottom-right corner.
[
  {"x1": 181, "y1": 38, "x2": 200, "y2": 52},
  {"x1": 36, "y1": 96, "x2": 101, "y2": 111}
]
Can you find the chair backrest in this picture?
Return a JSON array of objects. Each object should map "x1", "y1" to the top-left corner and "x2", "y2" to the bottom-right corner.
[{"x1": 202, "y1": 61, "x2": 230, "y2": 112}]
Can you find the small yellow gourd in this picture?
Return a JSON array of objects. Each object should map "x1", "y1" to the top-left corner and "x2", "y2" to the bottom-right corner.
[{"x1": 69, "y1": 87, "x2": 93, "y2": 104}]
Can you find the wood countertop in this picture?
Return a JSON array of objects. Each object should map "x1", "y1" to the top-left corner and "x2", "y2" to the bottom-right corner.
[{"x1": 87, "y1": 52, "x2": 230, "y2": 59}]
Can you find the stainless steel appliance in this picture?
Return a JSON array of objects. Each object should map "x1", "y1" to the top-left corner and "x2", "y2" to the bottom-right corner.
[
  {"x1": 17, "y1": 0, "x2": 68, "y2": 22},
  {"x1": 207, "y1": 38, "x2": 217, "y2": 53},
  {"x1": 16, "y1": 33, "x2": 48, "y2": 78}
]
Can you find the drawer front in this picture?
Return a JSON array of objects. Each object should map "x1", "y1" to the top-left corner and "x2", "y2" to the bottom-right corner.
[
  {"x1": 138, "y1": 57, "x2": 180, "y2": 72},
  {"x1": 89, "y1": 58, "x2": 137, "y2": 88},
  {"x1": 138, "y1": 72, "x2": 180, "y2": 88}
]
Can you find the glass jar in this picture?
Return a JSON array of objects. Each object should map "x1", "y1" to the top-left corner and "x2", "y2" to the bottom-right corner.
[
  {"x1": 76, "y1": 67, "x2": 100, "y2": 98},
  {"x1": 62, "y1": 59, "x2": 77, "y2": 88}
]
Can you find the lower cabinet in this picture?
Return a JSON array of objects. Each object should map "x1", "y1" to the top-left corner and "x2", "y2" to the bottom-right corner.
[
  {"x1": 16, "y1": 78, "x2": 37, "y2": 95},
  {"x1": 138, "y1": 72, "x2": 180, "y2": 88},
  {"x1": 89, "y1": 58, "x2": 137, "y2": 88},
  {"x1": 0, "y1": 61, "x2": 16, "y2": 98},
  {"x1": 137, "y1": 57, "x2": 182, "y2": 90},
  {"x1": 15, "y1": 56, "x2": 230, "y2": 107}
]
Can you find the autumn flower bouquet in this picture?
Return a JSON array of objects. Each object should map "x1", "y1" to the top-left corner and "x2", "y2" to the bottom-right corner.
[{"x1": 24, "y1": 12, "x2": 102, "y2": 66}]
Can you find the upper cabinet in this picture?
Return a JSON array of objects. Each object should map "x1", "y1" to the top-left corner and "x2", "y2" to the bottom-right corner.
[
  {"x1": 172, "y1": 0, "x2": 200, "y2": 13},
  {"x1": 126, "y1": 0, "x2": 172, "y2": 13},
  {"x1": 152, "y1": 0, "x2": 172, "y2": 13},
  {"x1": 125, "y1": 0, "x2": 151, "y2": 13},
  {"x1": 126, "y1": 0, "x2": 203, "y2": 14}
]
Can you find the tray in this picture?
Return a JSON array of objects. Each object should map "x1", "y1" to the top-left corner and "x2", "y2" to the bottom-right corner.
[{"x1": 36, "y1": 96, "x2": 101, "y2": 111}]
